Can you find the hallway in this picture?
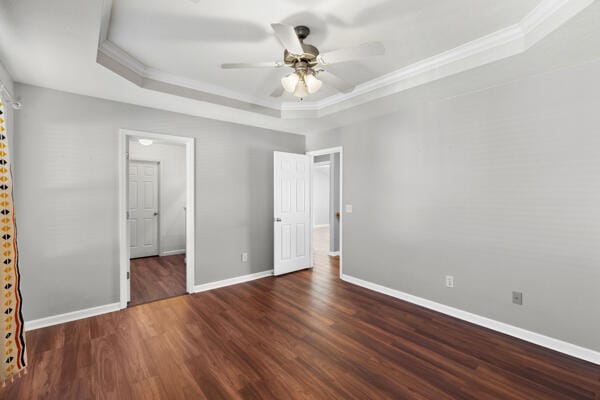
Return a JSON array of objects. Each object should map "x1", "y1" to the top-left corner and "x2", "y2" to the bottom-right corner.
[
  {"x1": 312, "y1": 225, "x2": 339, "y2": 275},
  {"x1": 129, "y1": 254, "x2": 186, "y2": 306}
]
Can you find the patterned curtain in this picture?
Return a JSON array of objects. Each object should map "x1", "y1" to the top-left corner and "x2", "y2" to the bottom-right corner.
[{"x1": 0, "y1": 100, "x2": 26, "y2": 385}]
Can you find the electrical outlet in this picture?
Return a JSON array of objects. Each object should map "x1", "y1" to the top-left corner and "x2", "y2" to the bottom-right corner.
[
  {"x1": 345, "y1": 204, "x2": 353, "y2": 213},
  {"x1": 241, "y1": 252, "x2": 248, "y2": 262},
  {"x1": 512, "y1": 291, "x2": 523, "y2": 305},
  {"x1": 445, "y1": 275, "x2": 454, "y2": 288}
]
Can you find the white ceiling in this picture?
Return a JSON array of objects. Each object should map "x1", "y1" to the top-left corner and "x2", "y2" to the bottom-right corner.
[
  {"x1": 108, "y1": 0, "x2": 539, "y2": 102},
  {"x1": 0, "y1": 0, "x2": 597, "y2": 135}
]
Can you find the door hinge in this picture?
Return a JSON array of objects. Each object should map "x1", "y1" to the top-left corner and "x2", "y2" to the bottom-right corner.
[{"x1": 127, "y1": 272, "x2": 130, "y2": 279}]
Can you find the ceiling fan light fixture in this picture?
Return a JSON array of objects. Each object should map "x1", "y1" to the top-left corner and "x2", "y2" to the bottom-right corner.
[
  {"x1": 304, "y1": 73, "x2": 322, "y2": 94},
  {"x1": 281, "y1": 72, "x2": 300, "y2": 93},
  {"x1": 222, "y1": 23, "x2": 383, "y2": 98},
  {"x1": 293, "y1": 80, "x2": 308, "y2": 98}
]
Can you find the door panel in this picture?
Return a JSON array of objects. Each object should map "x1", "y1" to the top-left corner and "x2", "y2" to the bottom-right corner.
[
  {"x1": 129, "y1": 160, "x2": 159, "y2": 259},
  {"x1": 274, "y1": 152, "x2": 311, "y2": 276}
]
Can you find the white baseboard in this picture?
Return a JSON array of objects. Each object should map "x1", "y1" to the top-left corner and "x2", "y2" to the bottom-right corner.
[
  {"x1": 328, "y1": 251, "x2": 340, "y2": 257},
  {"x1": 313, "y1": 224, "x2": 330, "y2": 228},
  {"x1": 341, "y1": 274, "x2": 600, "y2": 365},
  {"x1": 25, "y1": 302, "x2": 121, "y2": 331},
  {"x1": 23, "y1": 270, "x2": 273, "y2": 331},
  {"x1": 159, "y1": 249, "x2": 186, "y2": 256},
  {"x1": 193, "y1": 270, "x2": 273, "y2": 293}
]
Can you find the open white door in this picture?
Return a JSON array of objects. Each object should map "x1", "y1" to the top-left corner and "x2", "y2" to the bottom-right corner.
[{"x1": 274, "y1": 151, "x2": 311, "y2": 276}]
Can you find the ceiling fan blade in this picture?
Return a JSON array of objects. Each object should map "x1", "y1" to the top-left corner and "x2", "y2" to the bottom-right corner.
[
  {"x1": 317, "y1": 42, "x2": 385, "y2": 65},
  {"x1": 271, "y1": 23, "x2": 304, "y2": 55},
  {"x1": 221, "y1": 61, "x2": 284, "y2": 69},
  {"x1": 318, "y1": 71, "x2": 355, "y2": 93},
  {"x1": 270, "y1": 86, "x2": 284, "y2": 98}
]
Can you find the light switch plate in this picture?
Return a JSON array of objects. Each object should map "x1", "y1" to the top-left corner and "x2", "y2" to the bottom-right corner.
[
  {"x1": 241, "y1": 252, "x2": 248, "y2": 262},
  {"x1": 345, "y1": 204, "x2": 353, "y2": 213}
]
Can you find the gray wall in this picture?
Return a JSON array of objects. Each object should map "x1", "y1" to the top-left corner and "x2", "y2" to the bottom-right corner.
[
  {"x1": 14, "y1": 84, "x2": 304, "y2": 321},
  {"x1": 313, "y1": 164, "x2": 330, "y2": 227},
  {"x1": 0, "y1": 61, "x2": 15, "y2": 162},
  {"x1": 308, "y1": 58, "x2": 600, "y2": 351}
]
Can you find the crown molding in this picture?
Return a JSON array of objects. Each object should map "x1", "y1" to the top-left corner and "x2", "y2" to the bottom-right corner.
[
  {"x1": 96, "y1": 0, "x2": 593, "y2": 120},
  {"x1": 96, "y1": 0, "x2": 282, "y2": 116},
  {"x1": 98, "y1": 40, "x2": 146, "y2": 76},
  {"x1": 143, "y1": 67, "x2": 282, "y2": 110},
  {"x1": 98, "y1": 0, "x2": 112, "y2": 45},
  {"x1": 281, "y1": 0, "x2": 594, "y2": 117}
]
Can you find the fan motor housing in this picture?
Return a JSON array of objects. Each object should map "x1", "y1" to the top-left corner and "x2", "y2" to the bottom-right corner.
[
  {"x1": 284, "y1": 25, "x2": 319, "y2": 67},
  {"x1": 284, "y1": 44, "x2": 319, "y2": 66}
]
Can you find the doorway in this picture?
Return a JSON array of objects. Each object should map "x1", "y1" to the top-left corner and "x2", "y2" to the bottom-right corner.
[
  {"x1": 307, "y1": 147, "x2": 343, "y2": 278},
  {"x1": 118, "y1": 129, "x2": 195, "y2": 309}
]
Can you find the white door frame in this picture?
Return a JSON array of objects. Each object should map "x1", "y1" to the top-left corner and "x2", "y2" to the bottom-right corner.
[
  {"x1": 118, "y1": 129, "x2": 195, "y2": 309},
  {"x1": 306, "y1": 146, "x2": 343, "y2": 278}
]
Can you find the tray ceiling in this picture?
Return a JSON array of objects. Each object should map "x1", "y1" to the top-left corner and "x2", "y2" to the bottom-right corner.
[
  {"x1": 107, "y1": 0, "x2": 538, "y2": 101},
  {"x1": 97, "y1": 0, "x2": 592, "y2": 118},
  {"x1": 0, "y1": 0, "x2": 595, "y2": 134}
]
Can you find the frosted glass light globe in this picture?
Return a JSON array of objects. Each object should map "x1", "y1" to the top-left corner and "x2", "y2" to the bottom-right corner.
[{"x1": 281, "y1": 73, "x2": 300, "y2": 93}]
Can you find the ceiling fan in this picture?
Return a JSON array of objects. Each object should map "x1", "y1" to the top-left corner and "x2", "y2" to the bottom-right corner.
[{"x1": 221, "y1": 24, "x2": 385, "y2": 99}]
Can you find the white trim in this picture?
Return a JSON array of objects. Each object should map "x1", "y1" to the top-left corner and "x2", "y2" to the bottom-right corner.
[
  {"x1": 96, "y1": 0, "x2": 282, "y2": 115},
  {"x1": 328, "y1": 251, "x2": 340, "y2": 257},
  {"x1": 341, "y1": 274, "x2": 600, "y2": 365},
  {"x1": 193, "y1": 270, "x2": 273, "y2": 293},
  {"x1": 282, "y1": 0, "x2": 594, "y2": 116},
  {"x1": 160, "y1": 249, "x2": 186, "y2": 257},
  {"x1": 97, "y1": 0, "x2": 112, "y2": 45},
  {"x1": 25, "y1": 303, "x2": 121, "y2": 331},
  {"x1": 96, "y1": 0, "x2": 592, "y2": 119},
  {"x1": 307, "y1": 146, "x2": 343, "y2": 278},
  {"x1": 118, "y1": 130, "x2": 128, "y2": 306},
  {"x1": 119, "y1": 129, "x2": 196, "y2": 309},
  {"x1": 98, "y1": 39, "x2": 280, "y2": 111},
  {"x1": 307, "y1": 147, "x2": 343, "y2": 157},
  {"x1": 313, "y1": 224, "x2": 330, "y2": 228},
  {"x1": 314, "y1": 162, "x2": 330, "y2": 168},
  {"x1": 99, "y1": 40, "x2": 147, "y2": 76},
  {"x1": 144, "y1": 67, "x2": 281, "y2": 110},
  {"x1": 184, "y1": 136, "x2": 196, "y2": 294}
]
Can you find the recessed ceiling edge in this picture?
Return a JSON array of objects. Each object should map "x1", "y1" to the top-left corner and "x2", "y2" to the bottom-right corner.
[{"x1": 95, "y1": 0, "x2": 593, "y2": 121}]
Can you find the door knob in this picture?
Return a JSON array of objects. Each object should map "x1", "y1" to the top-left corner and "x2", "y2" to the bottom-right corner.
[
  {"x1": 274, "y1": 218, "x2": 282, "y2": 222},
  {"x1": 154, "y1": 212, "x2": 159, "y2": 216}
]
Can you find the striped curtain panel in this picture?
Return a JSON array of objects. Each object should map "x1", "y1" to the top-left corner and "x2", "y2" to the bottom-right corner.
[{"x1": 0, "y1": 100, "x2": 26, "y2": 385}]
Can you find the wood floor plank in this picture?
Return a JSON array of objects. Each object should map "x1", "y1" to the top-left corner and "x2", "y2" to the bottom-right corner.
[
  {"x1": 129, "y1": 254, "x2": 186, "y2": 306},
  {"x1": 2, "y1": 227, "x2": 599, "y2": 399}
]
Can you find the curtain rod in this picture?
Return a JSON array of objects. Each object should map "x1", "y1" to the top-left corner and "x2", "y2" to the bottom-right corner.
[{"x1": 0, "y1": 81, "x2": 22, "y2": 110}]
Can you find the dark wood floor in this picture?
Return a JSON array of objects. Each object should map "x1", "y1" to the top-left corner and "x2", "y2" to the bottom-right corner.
[
  {"x1": 2, "y1": 230, "x2": 599, "y2": 399},
  {"x1": 129, "y1": 254, "x2": 186, "y2": 306}
]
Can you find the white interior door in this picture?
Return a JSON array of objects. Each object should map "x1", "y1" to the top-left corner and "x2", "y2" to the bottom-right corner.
[
  {"x1": 274, "y1": 151, "x2": 311, "y2": 276},
  {"x1": 128, "y1": 160, "x2": 159, "y2": 259}
]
